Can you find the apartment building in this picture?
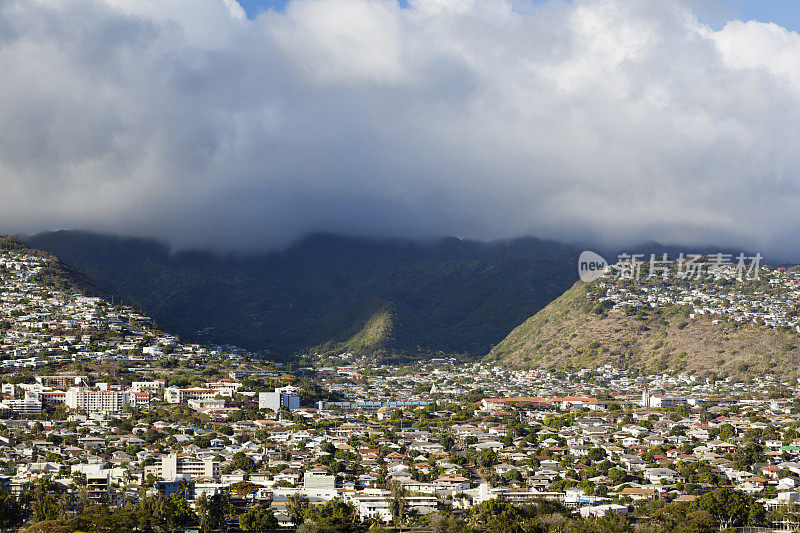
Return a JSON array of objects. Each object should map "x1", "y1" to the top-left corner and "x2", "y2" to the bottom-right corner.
[
  {"x1": 130, "y1": 380, "x2": 165, "y2": 393},
  {"x1": 0, "y1": 399, "x2": 42, "y2": 415},
  {"x1": 204, "y1": 380, "x2": 242, "y2": 396},
  {"x1": 160, "y1": 454, "x2": 220, "y2": 481},
  {"x1": 86, "y1": 472, "x2": 111, "y2": 503},
  {"x1": 258, "y1": 386, "x2": 300, "y2": 411},
  {"x1": 65, "y1": 388, "x2": 129, "y2": 414},
  {"x1": 164, "y1": 387, "x2": 218, "y2": 404},
  {"x1": 228, "y1": 369, "x2": 277, "y2": 380},
  {"x1": 35, "y1": 375, "x2": 88, "y2": 388},
  {"x1": 129, "y1": 391, "x2": 151, "y2": 409},
  {"x1": 647, "y1": 394, "x2": 686, "y2": 408}
]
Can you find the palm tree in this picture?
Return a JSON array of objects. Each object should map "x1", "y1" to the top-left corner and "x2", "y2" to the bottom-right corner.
[
  {"x1": 386, "y1": 479, "x2": 406, "y2": 532},
  {"x1": 176, "y1": 477, "x2": 191, "y2": 500}
]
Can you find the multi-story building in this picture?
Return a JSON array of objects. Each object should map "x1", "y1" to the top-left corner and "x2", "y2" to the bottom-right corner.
[
  {"x1": 0, "y1": 399, "x2": 42, "y2": 415},
  {"x1": 160, "y1": 454, "x2": 220, "y2": 481},
  {"x1": 128, "y1": 391, "x2": 151, "y2": 409},
  {"x1": 304, "y1": 470, "x2": 336, "y2": 491},
  {"x1": 647, "y1": 394, "x2": 686, "y2": 408},
  {"x1": 258, "y1": 386, "x2": 300, "y2": 411},
  {"x1": 187, "y1": 398, "x2": 225, "y2": 411},
  {"x1": 204, "y1": 380, "x2": 242, "y2": 396},
  {"x1": 130, "y1": 380, "x2": 166, "y2": 393},
  {"x1": 86, "y1": 472, "x2": 111, "y2": 503},
  {"x1": 65, "y1": 388, "x2": 129, "y2": 414},
  {"x1": 38, "y1": 391, "x2": 67, "y2": 404},
  {"x1": 229, "y1": 370, "x2": 277, "y2": 380},
  {"x1": 164, "y1": 387, "x2": 217, "y2": 404},
  {"x1": 35, "y1": 375, "x2": 88, "y2": 388}
]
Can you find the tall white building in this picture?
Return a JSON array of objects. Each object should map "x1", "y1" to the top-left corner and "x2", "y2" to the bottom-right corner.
[
  {"x1": 304, "y1": 471, "x2": 336, "y2": 490},
  {"x1": 258, "y1": 386, "x2": 300, "y2": 411},
  {"x1": 161, "y1": 454, "x2": 220, "y2": 481},
  {"x1": 65, "y1": 388, "x2": 129, "y2": 414}
]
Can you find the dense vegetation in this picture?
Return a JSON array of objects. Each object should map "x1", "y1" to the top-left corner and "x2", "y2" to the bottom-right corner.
[
  {"x1": 26, "y1": 231, "x2": 579, "y2": 360},
  {"x1": 15, "y1": 486, "x2": 772, "y2": 533}
]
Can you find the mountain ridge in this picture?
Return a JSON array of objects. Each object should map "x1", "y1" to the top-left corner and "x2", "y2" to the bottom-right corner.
[{"x1": 25, "y1": 230, "x2": 580, "y2": 360}]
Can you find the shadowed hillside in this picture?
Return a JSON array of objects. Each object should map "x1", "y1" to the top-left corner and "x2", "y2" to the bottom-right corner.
[
  {"x1": 0, "y1": 235, "x2": 111, "y2": 299},
  {"x1": 26, "y1": 231, "x2": 580, "y2": 360}
]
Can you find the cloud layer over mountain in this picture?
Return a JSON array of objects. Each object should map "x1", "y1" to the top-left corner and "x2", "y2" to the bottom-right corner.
[{"x1": 1, "y1": 0, "x2": 799, "y2": 254}]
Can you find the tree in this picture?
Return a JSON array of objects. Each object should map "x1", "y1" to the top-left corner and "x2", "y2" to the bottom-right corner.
[
  {"x1": 230, "y1": 481, "x2": 260, "y2": 501},
  {"x1": 196, "y1": 493, "x2": 229, "y2": 532},
  {"x1": 717, "y1": 423, "x2": 735, "y2": 441},
  {"x1": 569, "y1": 513, "x2": 634, "y2": 533},
  {"x1": 669, "y1": 424, "x2": 688, "y2": 437},
  {"x1": 691, "y1": 488, "x2": 764, "y2": 529},
  {"x1": 440, "y1": 434, "x2": 455, "y2": 451},
  {"x1": 232, "y1": 451, "x2": 257, "y2": 472},
  {"x1": 428, "y1": 512, "x2": 471, "y2": 533},
  {"x1": 304, "y1": 499, "x2": 364, "y2": 533},
  {"x1": 477, "y1": 449, "x2": 497, "y2": 468},
  {"x1": 321, "y1": 442, "x2": 336, "y2": 455},
  {"x1": 153, "y1": 494, "x2": 194, "y2": 532},
  {"x1": 733, "y1": 442, "x2": 766, "y2": 470},
  {"x1": 287, "y1": 493, "x2": 310, "y2": 526},
  {"x1": 587, "y1": 448, "x2": 606, "y2": 462},
  {"x1": 386, "y1": 480, "x2": 406, "y2": 530},
  {"x1": 469, "y1": 499, "x2": 521, "y2": 533},
  {"x1": 26, "y1": 479, "x2": 63, "y2": 524},
  {"x1": 0, "y1": 490, "x2": 20, "y2": 529},
  {"x1": 239, "y1": 504, "x2": 278, "y2": 532},
  {"x1": 176, "y1": 477, "x2": 192, "y2": 500}
]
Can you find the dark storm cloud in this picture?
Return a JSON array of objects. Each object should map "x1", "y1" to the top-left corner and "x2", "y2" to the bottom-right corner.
[{"x1": 1, "y1": 0, "x2": 800, "y2": 254}]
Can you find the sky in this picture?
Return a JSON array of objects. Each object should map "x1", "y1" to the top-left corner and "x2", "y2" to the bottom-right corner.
[
  {"x1": 2, "y1": 0, "x2": 800, "y2": 255},
  {"x1": 236, "y1": 0, "x2": 800, "y2": 29}
]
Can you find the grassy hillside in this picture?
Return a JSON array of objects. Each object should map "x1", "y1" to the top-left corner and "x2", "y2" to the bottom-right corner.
[
  {"x1": 25, "y1": 231, "x2": 579, "y2": 359},
  {"x1": 486, "y1": 281, "x2": 800, "y2": 379},
  {"x1": 308, "y1": 301, "x2": 397, "y2": 359}
]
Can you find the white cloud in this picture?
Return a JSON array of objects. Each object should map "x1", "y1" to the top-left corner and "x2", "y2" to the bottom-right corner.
[
  {"x1": 0, "y1": 0, "x2": 799, "y2": 256},
  {"x1": 271, "y1": 0, "x2": 407, "y2": 84}
]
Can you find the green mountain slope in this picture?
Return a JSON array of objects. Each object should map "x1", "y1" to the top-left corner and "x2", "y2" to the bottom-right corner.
[
  {"x1": 308, "y1": 300, "x2": 397, "y2": 359},
  {"x1": 25, "y1": 231, "x2": 579, "y2": 359},
  {"x1": 486, "y1": 281, "x2": 800, "y2": 379}
]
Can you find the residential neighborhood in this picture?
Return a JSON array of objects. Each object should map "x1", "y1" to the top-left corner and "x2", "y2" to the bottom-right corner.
[
  {"x1": 3, "y1": 247, "x2": 800, "y2": 531},
  {"x1": 593, "y1": 257, "x2": 800, "y2": 332}
]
